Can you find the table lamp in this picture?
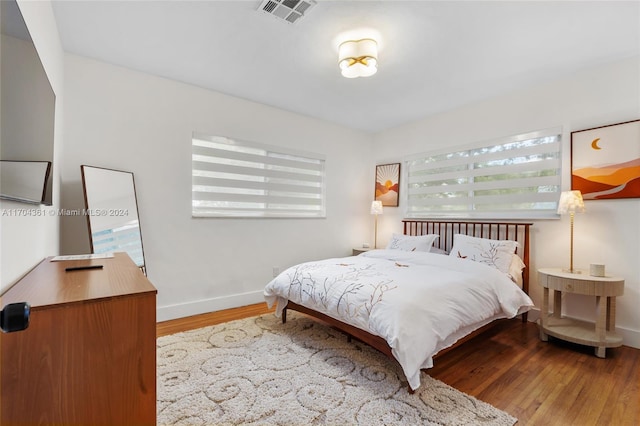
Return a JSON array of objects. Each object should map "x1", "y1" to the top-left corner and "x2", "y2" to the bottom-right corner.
[
  {"x1": 370, "y1": 200, "x2": 383, "y2": 249},
  {"x1": 557, "y1": 190, "x2": 585, "y2": 273}
]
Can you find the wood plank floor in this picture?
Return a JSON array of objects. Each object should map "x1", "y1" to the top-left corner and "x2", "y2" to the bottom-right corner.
[
  {"x1": 157, "y1": 303, "x2": 640, "y2": 425},
  {"x1": 156, "y1": 303, "x2": 274, "y2": 337}
]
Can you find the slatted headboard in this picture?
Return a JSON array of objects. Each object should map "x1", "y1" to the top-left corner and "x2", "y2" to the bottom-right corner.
[{"x1": 402, "y1": 220, "x2": 533, "y2": 296}]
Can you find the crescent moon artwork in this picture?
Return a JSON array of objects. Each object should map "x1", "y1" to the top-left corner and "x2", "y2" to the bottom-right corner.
[{"x1": 571, "y1": 119, "x2": 640, "y2": 200}]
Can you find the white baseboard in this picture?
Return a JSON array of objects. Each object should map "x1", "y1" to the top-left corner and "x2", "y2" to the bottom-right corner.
[
  {"x1": 157, "y1": 290, "x2": 266, "y2": 322},
  {"x1": 616, "y1": 326, "x2": 640, "y2": 349},
  {"x1": 525, "y1": 308, "x2": 640, "y2": 349},
  {"x1": 525, "y1": 307, "x2": 541, "y2": 323},
  {"x1": 157, "y1": 298, "x2": 640, "y2": 349}
]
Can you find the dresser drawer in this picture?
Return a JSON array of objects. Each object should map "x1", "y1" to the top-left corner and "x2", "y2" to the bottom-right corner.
[{"x1": 546, "y1": 275, "x2": 594, "y2": 294}]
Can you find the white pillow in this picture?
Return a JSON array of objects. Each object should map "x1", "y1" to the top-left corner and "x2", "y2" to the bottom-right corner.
[
  {"x1": 508, "y1": 254, "x2": 526, "y2": 287},
  {"x1": 429, "y1": 246, "x2": 447, "y2": 255},
  {"x1": 449, "y1": 234, "x2": 519, "y2": 274},
  {"x1": 386, "y1": 233, "x2": 439, "y2": 252}
]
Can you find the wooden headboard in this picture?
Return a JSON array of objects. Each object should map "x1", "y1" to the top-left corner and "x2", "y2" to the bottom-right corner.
[{"x1": 402, "y1": 220, "x2": 532, "y2": 296}]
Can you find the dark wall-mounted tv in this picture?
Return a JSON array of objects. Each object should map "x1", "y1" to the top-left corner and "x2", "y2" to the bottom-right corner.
[
  {"x1": 0, "y1": 160, "x2": 51, "y2": 204},
  {"x1": 0, "y1": 0, "x2": 56, "y2": 206}
]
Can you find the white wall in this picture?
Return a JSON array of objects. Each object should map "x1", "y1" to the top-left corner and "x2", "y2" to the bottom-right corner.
[
  {"x1": 48, "y1": 15, "x2": 639, "y2": 348},
  {"x1": 0, "y1": 0, "x2": 64, "y2": 291},
  {"x1": 61, "y1": 54, "x2": 372, "y2": 321},
  {"x1": 372, "y1": 56, "x2": 640, "y2": 348}
]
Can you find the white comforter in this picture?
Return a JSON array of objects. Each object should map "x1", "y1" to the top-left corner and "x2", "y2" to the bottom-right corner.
[{"x1": 264, "y1": 249, "x2": 533, "y2": 390}]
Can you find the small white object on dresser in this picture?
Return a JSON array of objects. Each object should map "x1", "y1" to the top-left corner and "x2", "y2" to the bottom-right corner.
[{"x1": 538, "y1": 267, "x2": 624, "y2": 358}]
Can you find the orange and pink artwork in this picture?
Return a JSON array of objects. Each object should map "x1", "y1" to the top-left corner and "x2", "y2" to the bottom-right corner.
[
  {"x1": 571, "y1": 119, "x2": 640, "y2": 200},
  {"x1": 375, "y1": 163, "x2": 400, "y2": 206}
]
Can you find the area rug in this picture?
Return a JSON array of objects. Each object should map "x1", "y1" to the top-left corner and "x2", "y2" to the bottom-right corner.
[{"x1": 157, "y1": 312, "x2": 516, "y2": 425}]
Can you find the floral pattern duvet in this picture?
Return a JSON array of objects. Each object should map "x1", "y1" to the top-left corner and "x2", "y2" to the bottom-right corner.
[{"x1": 264, "y1": 249, "x2": 533, "y2": 390}]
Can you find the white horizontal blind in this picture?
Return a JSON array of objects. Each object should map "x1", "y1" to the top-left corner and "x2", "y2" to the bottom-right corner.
[
  {"x1": 192, "y1": 133, "x2": 325, "y2": 218},
  {"x1": 405, "y1": 128, "x2": 562, "y2": 219}
]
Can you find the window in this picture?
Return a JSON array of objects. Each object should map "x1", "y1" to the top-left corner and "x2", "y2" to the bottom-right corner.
[
  {"x1": 405, "y1": 128, "x2": 562, "y2": 219},
  {"x1": 192, "y1": 133, "x2": 326, "y2": 218}
]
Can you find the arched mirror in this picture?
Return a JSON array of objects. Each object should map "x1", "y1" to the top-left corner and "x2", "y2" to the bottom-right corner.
[{"x1": 81, "y1": 165, "x2": 146, "y2": 275}]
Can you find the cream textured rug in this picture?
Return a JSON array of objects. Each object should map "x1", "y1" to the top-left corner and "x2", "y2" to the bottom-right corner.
[{"x1": 157, "y1": 312, "x2": 516, "y2": 425}]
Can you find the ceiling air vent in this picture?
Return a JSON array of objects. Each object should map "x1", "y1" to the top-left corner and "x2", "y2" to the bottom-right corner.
[{"x1": 258, "y1": 0, "x2": 316, "y2": 24}]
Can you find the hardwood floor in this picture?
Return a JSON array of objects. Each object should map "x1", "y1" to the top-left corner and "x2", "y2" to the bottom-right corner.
[
  {"x1": 156, "y1": 303, "x2": 274, "y2": 337},
  {"x1": 157, "y1": 303, "x2": 639, "y2": 425},
  {"x1": 427, "y1": 319, "x2": 639, "y2": 425}
]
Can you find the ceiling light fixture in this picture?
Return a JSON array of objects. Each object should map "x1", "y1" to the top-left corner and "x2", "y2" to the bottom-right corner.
[{"x1": 338, "y1": 38, "x2": 378, "y2": 79}]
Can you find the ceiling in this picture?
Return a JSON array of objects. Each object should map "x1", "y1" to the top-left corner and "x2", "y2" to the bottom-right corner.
[{"x1": 50, "y1": 1, "x2": 640, "y2": 133}]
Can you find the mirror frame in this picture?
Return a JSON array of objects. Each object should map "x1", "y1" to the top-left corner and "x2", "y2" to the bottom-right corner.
[{"x1": 81, "y1": 165, "x2": 146, "y2": 275}]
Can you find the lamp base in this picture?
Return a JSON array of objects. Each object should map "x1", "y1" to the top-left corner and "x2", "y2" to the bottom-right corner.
[{"x1": 562, "y1": 268, "x2": 581, "y2": 274}]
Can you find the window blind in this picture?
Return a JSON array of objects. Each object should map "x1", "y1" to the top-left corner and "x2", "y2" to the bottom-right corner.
[
  {"x1": 405, "y1": 128, "x2": 562, "y2": 219},
  {"x1": 192, "y1": 133, "x2": 326, "y2": 218}
]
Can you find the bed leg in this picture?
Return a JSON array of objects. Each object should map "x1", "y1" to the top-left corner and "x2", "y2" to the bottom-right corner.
[
  {"x1": 408, "y1": 385, "x2": 415, "y2": 394},
  {"x1": 522, "y1": 312, "x2": 528, "y2": 323},
  {"x1": 282, "y1": 307, "x2": 287, "y2": 324}
]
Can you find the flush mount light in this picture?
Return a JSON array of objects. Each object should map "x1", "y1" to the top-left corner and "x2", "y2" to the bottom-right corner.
[{"x1": 338, "y1": 38, "x2": 378, "y2": 78}]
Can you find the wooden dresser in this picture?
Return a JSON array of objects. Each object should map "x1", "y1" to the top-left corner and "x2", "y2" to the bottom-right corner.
[{"x1": 0, "y1": 253, "x2": 157, "y2": 425}]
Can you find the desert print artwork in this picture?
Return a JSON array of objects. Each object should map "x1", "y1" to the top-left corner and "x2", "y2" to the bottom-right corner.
[
  {"x1": 571, "y1": 119, "x2": 640, "y2": 200},
  {"x1": 375, "y1": 163, "x2": 400, "y2": 206}
]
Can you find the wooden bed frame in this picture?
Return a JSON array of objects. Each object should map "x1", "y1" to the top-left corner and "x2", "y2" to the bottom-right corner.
[{"x1": 282, "y1": 220, "x2": 532, "y2": 391}]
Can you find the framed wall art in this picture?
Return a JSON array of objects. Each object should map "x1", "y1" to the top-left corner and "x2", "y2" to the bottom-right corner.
[
  {"x1": 375, "y1": 163, "x2": 400, "y2": 207},
  {"x1": 571, "y1": 119, "x2": 640, "y2": 200}
]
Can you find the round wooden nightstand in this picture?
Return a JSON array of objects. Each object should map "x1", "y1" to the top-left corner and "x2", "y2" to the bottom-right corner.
[{"x1": 538, "y1": 268, "x2": 624, "y2": 358}]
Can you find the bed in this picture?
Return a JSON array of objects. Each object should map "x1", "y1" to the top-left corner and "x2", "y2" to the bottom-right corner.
[{"x1": 264, "y1": 220, "x2": 533, "y2": 391}]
